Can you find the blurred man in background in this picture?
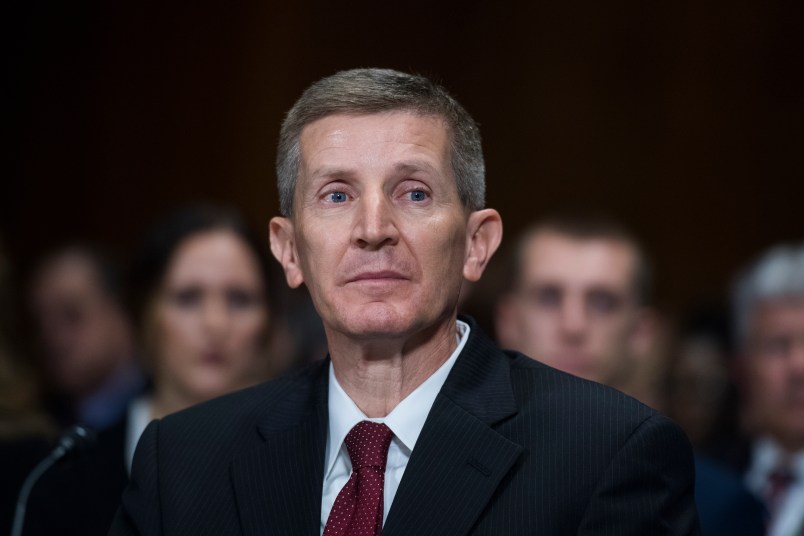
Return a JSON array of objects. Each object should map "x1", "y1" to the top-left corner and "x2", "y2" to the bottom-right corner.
[
  {"x1": 734, "y1": 243, "x2": 804, "y2": 536},
  {"x1": 665, "y1": 306, "x2": 743, "y2": 460},
  {"x1": 29, "y1": 246, "x2": 144, "y2": 430},
  {"x1": 493, "y1": 215, "x2": 660, "y2": 405},
  {"x1": 494, "y1": 214, "x2": 766, "y2": 535}
]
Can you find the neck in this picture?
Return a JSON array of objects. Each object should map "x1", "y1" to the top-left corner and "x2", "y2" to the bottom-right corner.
[
  {"x1": 329, "y1": 318, "x2": 459, "y2": 418},
  {"x1": 149, "y1": 387, "x2": 200, "y2": 420},
  {"x1": 770, "y1": 434, "x2": 804, "y2": 456}
]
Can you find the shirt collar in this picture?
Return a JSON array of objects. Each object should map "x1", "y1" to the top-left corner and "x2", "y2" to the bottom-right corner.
[
  {"x1": 753, "y1": 437, "x2": 804, "y2": 475},
  {"x1": 746, "y1": 436, "x2": 804, "y2": 494},
  {"x1": 324, "y1": 320, "x2": 470, "y2": 480}
]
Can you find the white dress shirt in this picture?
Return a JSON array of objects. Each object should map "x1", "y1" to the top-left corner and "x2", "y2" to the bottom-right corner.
[
  {"x1": 320, "y1": 320, "x2": 470, "y2": 534},
  {"x1": 745, "y1": 437, "x2": 804, "y2": 536},
  {"x1": 125, "y1": 396, "x2": 154, "y2": 474}
]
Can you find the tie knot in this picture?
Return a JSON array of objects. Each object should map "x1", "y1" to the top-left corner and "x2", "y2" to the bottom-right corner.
[
  {"x1": 765, "y1": 465, "x2": 797, "y2": 510},
  {"x1": 768, "y1": 466, "x2": 796, "y2": 489},
  {"x1": 344, "y1": 421, "x2": 393, "y2": 470}
]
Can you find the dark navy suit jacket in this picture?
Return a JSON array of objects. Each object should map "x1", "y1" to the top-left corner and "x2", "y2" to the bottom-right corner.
[
  {"x1": 694, "y1": 456, "x2": 766, "y2": 535},
  {"x1": 110, "y1": 318, "x2": 700, "y2": 535}
]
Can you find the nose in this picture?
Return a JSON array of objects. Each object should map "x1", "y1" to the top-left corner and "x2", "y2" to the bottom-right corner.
[
  {"x1": 351, "y1": 190, "x2": 399, "y2": 250},
  {"x1": 559, "y1": 296, "x2": 589, "y2": 343},
  {"x1": 201, "y1": 298, "x2": 229, "y2": 341}
]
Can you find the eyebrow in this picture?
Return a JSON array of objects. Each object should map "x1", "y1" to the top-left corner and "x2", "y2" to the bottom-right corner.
[
  {"x1": 309, "y1": 159, "x2": 441, "y2": 182},
  {"x1": 308, "y1": 166, "x2": 354, "y2": 181},
  {"x1": 392, "y1": 160, "x2": 440, "y2": 176}
]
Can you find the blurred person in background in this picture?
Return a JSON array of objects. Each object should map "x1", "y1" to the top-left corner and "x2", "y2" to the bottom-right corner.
[
  {"x1": 123, "y1": 204, "x2": 276, "y2": 469},
  {"x1": 29, "y1": 246, "x2": 144, "y2": 431},
  {"x1": 20, "y1": 205, "x2": 278, "y2": 536},
  {"x1": 734, "y1": 243, "x2": 804, "y2": 536},
  {"x1": 493, "y1": 214, "x2": 661, "y2": 405},
  {"x1": 493, "y1": 214, "x2": 765, "y2": 535},
  {"x1": 0, "y1": 240, "x2": 54, "y2": 439},
  {"x1": 268, "y1": 283, "x2": 327, "y2": 374},
  {"x1": 666, "y1": 306, "x2": 743, "y2": 459},
  {"x1": 0, "y1": 240, "x2": 54, "y2": 535}
]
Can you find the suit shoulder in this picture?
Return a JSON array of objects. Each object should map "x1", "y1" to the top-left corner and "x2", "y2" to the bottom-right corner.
[
  {"x1": 505, "y1": 349, "x2": 658, "y2": 428},
  {"x1": 158, "y1": 360, "x2": 326, "y2": 447},
  {"x1": 499, "y1": 351, "x2": 695, "y2": 494}
]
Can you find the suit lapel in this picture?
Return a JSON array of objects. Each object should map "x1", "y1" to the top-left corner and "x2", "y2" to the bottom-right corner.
[
  {"x1": 230, "y1": 361, "x2": 329, "y2": 536},
  {"x1": 382, "y1": 321, "x2": 523, "y2": 536}
]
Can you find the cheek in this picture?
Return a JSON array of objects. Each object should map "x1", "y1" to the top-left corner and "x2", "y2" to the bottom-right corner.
[
  {"x1": 299, "y1": 233, "x2": 339, "y2": 285},
  {"x1": 522, "y1": 309, "x2": 547, "y2": 336},
  {"x1": 753, "y1": 361, "x2": 785, "y2": 390},
  {"x1": 153, "y1": 307, "x2": 199, "y2": 367},
  {"x1": 417, "y1": 219, "x2": 466, "y2": 276},
  {"x1": 512, "y1": 309, "x2": 555, "y2": 352},
  {"x1": 746, "y1": 362, "x2": 787, "y2": 410},
  {"x1": 523, "y1": 307, "x2": 555, "y2": 333},
  {"x1": 229, "y1": 312, "x2": 267, "y2": 354},
  {"x1": 597, "y1": 317, "x2": 633, "y2": 345}
]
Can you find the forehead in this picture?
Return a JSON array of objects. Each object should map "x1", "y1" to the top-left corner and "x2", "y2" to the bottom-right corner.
[
  {"x1": 752, "y1": 297, "x2": 804, "y2": 334},
  {"x1": 297, "y1": 112, "x2": 450, "y2": 177},
  {"x1": 520, "y1": 231, "x2": 638, "y2": 291},
  {"x1": 35, "y1": 254, "x2": 100, "y2": 298},
  {"x1": 164, "y1": 231, "x2": 261, "y2": 286}
]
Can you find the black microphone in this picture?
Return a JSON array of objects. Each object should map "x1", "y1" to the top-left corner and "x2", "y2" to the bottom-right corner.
[{"x1": 10, "y1": 425, "x2": 97, "y2": 536}]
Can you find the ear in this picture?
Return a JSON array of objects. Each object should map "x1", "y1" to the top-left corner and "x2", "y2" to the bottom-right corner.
[
  {"x1": 269, "y1": 216, "x2": 304, "y2": 288},
  {"x1": 463, "y1": 208, "x2": 503, "y2": 282}
]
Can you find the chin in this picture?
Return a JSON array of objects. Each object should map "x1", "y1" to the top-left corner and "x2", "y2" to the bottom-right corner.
[
  {"x1": 337, "y1": 305, "x2": 421, "y2": 339},
  {"x1": 189, "y1": 386, "x2": 221, "y2": 403},
  {"x1": 347, "y1": 318, "x2": 410, "y2": 339},
  {"x1": 190, "y1": 376, "x2": 237, "y2": 401}
]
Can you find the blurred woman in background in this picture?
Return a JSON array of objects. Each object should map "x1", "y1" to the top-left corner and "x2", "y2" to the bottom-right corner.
[
  {"x1": 125, "y1": 204, "x2": 275, "y2": 469},
  {"x1": 21, "y1": 204, "x2": 277, "y2": 536}
]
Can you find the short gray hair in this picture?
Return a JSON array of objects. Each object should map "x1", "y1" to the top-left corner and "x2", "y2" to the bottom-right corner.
[
  {"x1": 276, "y1": 68, "x2": 485, "y2": 217},
  {"x1": 732, "y1": 243, "x2": 804, "y2": 349}
]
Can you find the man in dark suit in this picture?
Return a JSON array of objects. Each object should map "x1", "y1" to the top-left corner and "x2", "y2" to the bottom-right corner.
[{"x1": 111, "y1": 68, "x2": 699, "y2": 535}]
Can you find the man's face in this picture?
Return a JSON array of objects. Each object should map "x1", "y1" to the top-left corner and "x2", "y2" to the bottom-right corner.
[
  {"x1": 744, "y1": 298, "x2": 804, "y2": 451},
  {"x1": 270, "y1": 112, "x2": 497, "y2": 341},
  {"x1": 496, "y1": 231, "x2": 645, "y2": 386},
  {"x1": 31, "y1": 254, "x2": 132, "y2": 395}
]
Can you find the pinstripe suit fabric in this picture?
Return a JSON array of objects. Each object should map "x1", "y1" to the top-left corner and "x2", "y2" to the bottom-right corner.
[{"x1": 110, "y1": 317, "x2": 699, "y2": 535}]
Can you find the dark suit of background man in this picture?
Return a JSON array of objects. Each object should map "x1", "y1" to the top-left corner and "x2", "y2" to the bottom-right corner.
[{"x1": 111, "y1": 68, "x2": 699, "y2": 535}]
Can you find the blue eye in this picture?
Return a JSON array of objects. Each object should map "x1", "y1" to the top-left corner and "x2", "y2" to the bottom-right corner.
[
  {"x1": 409, "y1": 190, "x2": 427, "y2": 202},
  {"x1": 328, "y1": 191, "x2": 348, "y2": 203}
]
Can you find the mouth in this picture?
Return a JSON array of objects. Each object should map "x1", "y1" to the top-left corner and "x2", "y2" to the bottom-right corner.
[
  {"x1": 347, "y1": 271, "x2": 408, "y2": 284},
  {"x1": 200, "y1": 351, "x2": 228, "y2": 366}
]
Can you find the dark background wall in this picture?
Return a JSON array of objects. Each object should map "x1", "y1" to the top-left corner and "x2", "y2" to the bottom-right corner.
[{"x1": 4, "y1": 0, "x2": 803, "y2": 315}]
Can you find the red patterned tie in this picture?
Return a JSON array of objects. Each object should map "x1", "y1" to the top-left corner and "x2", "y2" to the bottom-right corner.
[
  {"x1": 765, "y1": 465, "x2": 796, "y2": 516},
  {"x1": 324, "y1": 421, "x2": 394, "y2": 536}
]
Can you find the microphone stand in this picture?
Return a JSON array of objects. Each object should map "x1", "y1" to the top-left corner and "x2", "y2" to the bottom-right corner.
[{"x1": 10, "y1": 425, "x2": 96, "y2": 536}]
